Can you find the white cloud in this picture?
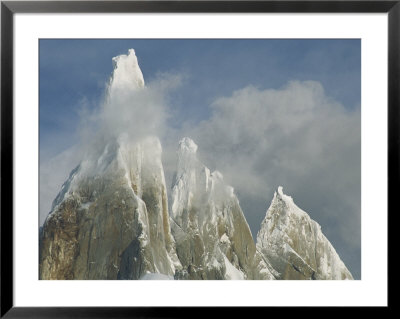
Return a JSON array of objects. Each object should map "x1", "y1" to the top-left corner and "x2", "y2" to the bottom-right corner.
[{"x1": 180, "y1": 80, "x2": 360, "y2": 276}]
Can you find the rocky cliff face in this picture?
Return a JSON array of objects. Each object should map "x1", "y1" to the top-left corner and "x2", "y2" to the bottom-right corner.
[
  {"x1": 39, "y1": 137, "x2": 181, "y2": 280},
  {"x1": 170, "y1": 138, "x2": 276, "y2": 280},
  {"x1": 256, "y1": 187, "x2": 353, "y2": 280}
]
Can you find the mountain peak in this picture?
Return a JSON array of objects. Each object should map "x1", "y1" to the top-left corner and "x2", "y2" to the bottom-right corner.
[
  {"x1": 178, "y1": 137, "x2": 198, "y2": 154},
  {"x1": 273, "y1": 185, "x2": 294, "y2": 206},
  {"x1": 257, "y1": 187, "x2": 353, "y2": 280},
  {"x1": 171, "y1": 139, "x2": 275, "y2": 280},
  {"x1": 108, "y1": 48, "x2": 145, "y2": 95}
]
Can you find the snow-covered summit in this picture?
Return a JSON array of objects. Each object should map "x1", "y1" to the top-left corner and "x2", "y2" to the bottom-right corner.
[
  {"x1": 107, "y1": 48, "x2": 145, "y2": 98},
  {"x1": 257, "y1": 186, "x2": 353, "y2": 280},
  {"x1": 272, "y1": 186, "x2": 305, "y2": 219},
  {"x1": 178, "y1": 137, "x2": 198, "y2": 154},
  {"x1": 277, "y1": 185, "x2": 287, "y2": 197},
  {"x1": 174, "y1": 138, "x2": 199, "y2": 182},
  {"x1": 172, "y1": 137, "x2": 236, "y2": 224},
  {"x1": 276, "y1": 185, "x2": 293, "y2": 202}
]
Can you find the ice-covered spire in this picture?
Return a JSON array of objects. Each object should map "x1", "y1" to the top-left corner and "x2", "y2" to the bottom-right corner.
[
  {"x1": 178, "y1": 137, "x2": 198, "y2": 155},
  {"x1": 257, "y1": 186, "x2": 353, "y2": 280},
  {"x1": 170, "y1": 138, "x2": 275, "y2": 280},
  {"x1": 172, "y1": 137, "x2": 237, "y2": 224},
  {"x1": 175, "y1": 138, "x2": 199, "y2": 179},
  {"x1": 108, "y1": 49, "x2": 145, "y2": 97},
  {"x1": 273, "y1": 185, "x2": 294, "y2": 205}
]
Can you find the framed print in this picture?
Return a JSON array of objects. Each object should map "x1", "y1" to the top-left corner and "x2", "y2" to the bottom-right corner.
[{"x1": 1, "y1": 0, "x2": 396, "y2": 316}]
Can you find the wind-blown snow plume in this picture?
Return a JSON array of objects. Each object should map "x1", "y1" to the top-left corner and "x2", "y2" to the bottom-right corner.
[
  {"x1": 72, "y1": 48, "x2": 185, "y2": 172},
  {"x1": 83, "y1": 49, "x2": 171, "y2": 157}
]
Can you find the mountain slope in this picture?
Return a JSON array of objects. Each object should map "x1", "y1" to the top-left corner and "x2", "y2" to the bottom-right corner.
[
  {"x1": 256, "y1": 186, "x2": 353, "y2": 280},
  {"x1": 39, "y1": 136, "x2": 181, "y2": 279}
]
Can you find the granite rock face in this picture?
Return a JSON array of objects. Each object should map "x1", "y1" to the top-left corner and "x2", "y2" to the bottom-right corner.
[
  {"x1": 256, "y1": 187, "x2": 353, "y2": 280},
  {"x1": 39, "y1": 137, "x2": 181, "y2": 280},
  {"x1": 170, "y1": 138, "x2": 276, "y2": 280}
]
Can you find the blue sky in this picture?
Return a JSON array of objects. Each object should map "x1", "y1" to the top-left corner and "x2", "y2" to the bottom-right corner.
[
  {"x1": 40, "y1": 39, "x2": 361, "y2": 279},
  {"x1": 40, "y1": 39, "x2": 360, "y2": 157}
]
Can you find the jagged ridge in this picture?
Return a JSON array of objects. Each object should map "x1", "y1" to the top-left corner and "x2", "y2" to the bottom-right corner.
[
  {"x1": 256, "y1": 186, "x2": 353, "y2": 280},
  {"x1": 170, "y1": 137, "x2": 276, "y2": 280},
  {"x1": 39, "y1": 49, "x2": 353, "y2": 281}
]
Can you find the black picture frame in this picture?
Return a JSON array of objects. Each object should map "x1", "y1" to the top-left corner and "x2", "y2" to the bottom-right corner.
[{"x1": 1, "y1": 1, "x2": 396, "y2": 317}]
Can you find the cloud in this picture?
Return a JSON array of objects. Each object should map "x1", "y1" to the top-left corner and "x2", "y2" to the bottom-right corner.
[
  {"x1": 78, "y1": 79, "x2": 180, "y2": 158},
  {"x1": 180, "y1": 80, "x2": 360, "y2": 277}
]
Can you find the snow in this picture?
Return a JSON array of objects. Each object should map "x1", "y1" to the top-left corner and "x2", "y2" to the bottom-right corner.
[
  {"x1": 223, "y1": 255, "x2": 244, "y2": 280},
  {"x1": 220, "y1": 233, "x2": 230, "y2": 244},
  {"x1": 171, "y1": 138, "x2": 204, "y2": 223},
  {"x1": 172, "y1": 137, "x2": 239, "y2": 225},
  {"x1": 211, "y1": 170, "x2": 223, "y2": 180},
  {"x1": 108, "y1": 48, "x2": 145, "y2": 96},
  {"x1": 96, "y1": 142, "x2": 119, "y2": 173},
  {"x1": 140, "y1": 273, "x2": 174, "y2": 280},
  {"x1": 256, "y1": 186, "x2": 353, "y2": 280},
  {"x1": 171, "y1": 137, "x2": 262, "y2": 279},
  {"x1": 209, "y1": 257, "x2": 222, "y2": 269},
  {"x1": 272, "y1": 186, "x2": 307, "y2": 220},
  {"x1": 178, "y1": 137, "x2": 198, "y2": 154},
  {"x1": 49, "y1": 133, "x2": 169, "y2": 256},
  {"x1": 80, "y1": 202, "x2": 92, "y2": 210}
]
